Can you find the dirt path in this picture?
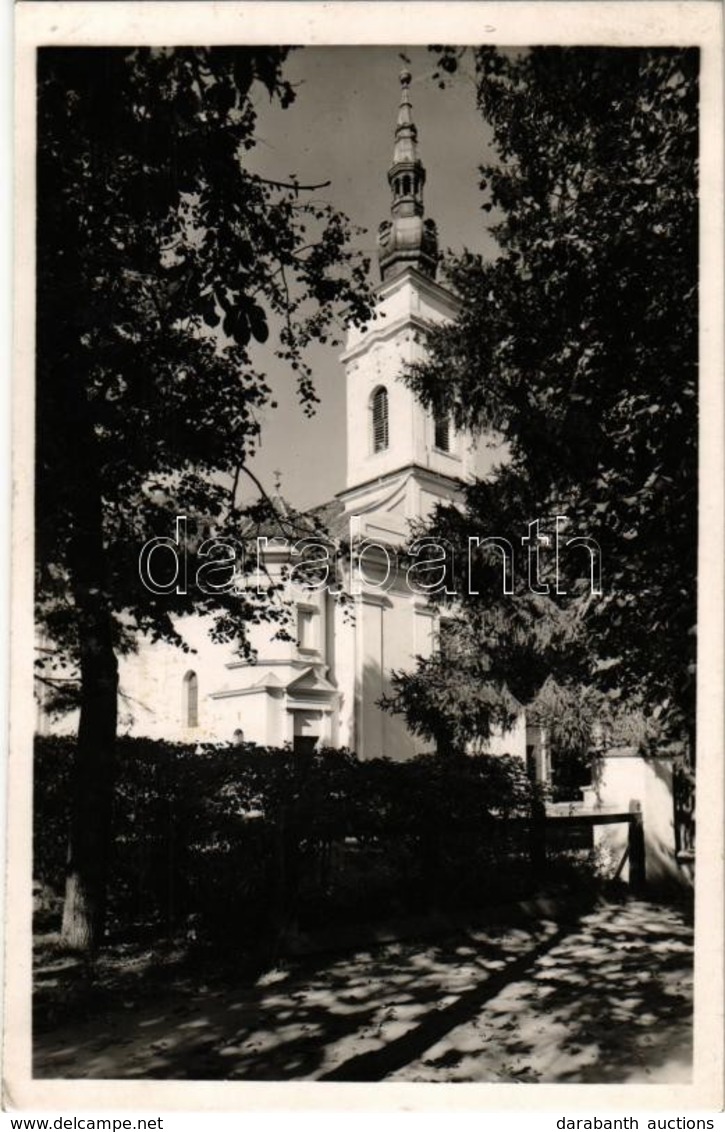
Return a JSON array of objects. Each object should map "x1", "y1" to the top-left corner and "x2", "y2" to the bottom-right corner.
[{"x1": 34, "y1": 899, "x2": 692, "y2": 1083}]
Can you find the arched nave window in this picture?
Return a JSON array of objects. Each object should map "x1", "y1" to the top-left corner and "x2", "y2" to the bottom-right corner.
[
  {"x1": 183, "y1": 670, "x2": 199, "y2": 728},
  {"x1": 371, "y1": 386, "x2": 389, "y2": 453}
]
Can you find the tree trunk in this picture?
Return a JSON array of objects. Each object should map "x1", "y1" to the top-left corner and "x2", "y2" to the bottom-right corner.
[
  {"x1": 61, "y1": 640, "x2": 118, "y2": 951},
  {"x1": 60, "y1": 484, "x2": 119, "y2": 952}
]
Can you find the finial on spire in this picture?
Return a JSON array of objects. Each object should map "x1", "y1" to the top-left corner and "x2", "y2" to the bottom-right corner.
[
  {"x1": 395, "y1": 68, "x2": 415, "y2": 139},
  {"x1": 269, "y1": 470, "x2": 290, "y2": 519},
  {"x1": 376, "y1": 66, "x2": 439, "y2": 282}
]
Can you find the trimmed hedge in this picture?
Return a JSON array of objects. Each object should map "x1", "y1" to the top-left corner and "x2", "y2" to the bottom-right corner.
[{"x1": 35, "y1": 736, "x2": 551, "y2": 946}]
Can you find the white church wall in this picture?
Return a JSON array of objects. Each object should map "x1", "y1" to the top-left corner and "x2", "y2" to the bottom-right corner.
[
  {"x1": 266, "y1": 690, "x2": 285, "y2": 747},
  {"x1": 113, "y1": 570, "x2": 331, "y2": 746},
  {"x1": 344, "y1": 334, "x2": 417, "y2": 489},
  {"x1": 330, "y1": 593, "x2": 357, "y2": 751},
  {"x1": 357, "y1": 593, "x2": 387, "y2": 758},
  {"x1": 328, "y1": 597, "x2": 346, "y2": 738},
  {"x1": 379, "y1": 590, "x2": 431, "y2": 760},
  {"x1": 347, "y1": 582, "x2": 437, "y2": 762},
  {"x1": 116, "y1": 613, "x2": 232, "y2": 742},
  {"x1": 211, "y1": 689, "x2": 262, "y2": 746}
]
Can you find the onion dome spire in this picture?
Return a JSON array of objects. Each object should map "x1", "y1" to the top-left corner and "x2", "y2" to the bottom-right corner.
[{"x1": 377, "y1": 68, "x2": 439, "y2": 281}]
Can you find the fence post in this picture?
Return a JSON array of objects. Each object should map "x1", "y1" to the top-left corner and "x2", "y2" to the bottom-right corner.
[{"x1": 628, "y1": 800, "x2": 646, "y2": 893}]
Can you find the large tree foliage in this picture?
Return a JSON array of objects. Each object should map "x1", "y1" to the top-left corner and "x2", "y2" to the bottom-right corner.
[
  {"x1": 36, "y1": 47, "x2": 372, "y2": 949},
  {"x1": 389, "y1": 47, "x2": 698, "y2": 755}
]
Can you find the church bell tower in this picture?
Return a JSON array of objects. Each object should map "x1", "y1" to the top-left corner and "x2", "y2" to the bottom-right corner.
[{"x1": 338, "y1": 67, "x2": 474, "y2": 542}]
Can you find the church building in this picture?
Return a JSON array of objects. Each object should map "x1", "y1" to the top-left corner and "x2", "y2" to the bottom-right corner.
[{"x1": 44, "y1": 69, "x2": 529, "y2": 764}]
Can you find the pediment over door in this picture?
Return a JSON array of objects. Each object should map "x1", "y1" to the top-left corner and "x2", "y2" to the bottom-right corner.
[{"x1": 285, "y1": 667, "x2": 339, "y2": 711}]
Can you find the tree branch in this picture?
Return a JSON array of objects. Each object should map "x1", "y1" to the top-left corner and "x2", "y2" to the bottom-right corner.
[{"x1": 251, "y1": 175, "x2": 331, "y2": 193}]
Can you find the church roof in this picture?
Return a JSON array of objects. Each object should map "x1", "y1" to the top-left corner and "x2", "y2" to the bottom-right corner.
[
  {"x1": 240, "y1": 492, "x2": 349, "y2": 545},
  {"x1": 304, "y1": 495, "x2": 349, "y2": 541}
]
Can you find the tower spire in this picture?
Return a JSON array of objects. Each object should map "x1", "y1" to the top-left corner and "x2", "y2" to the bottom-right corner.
[
  {"x1": 393, "y1": 66, "x2": 417, "y2": 164},
  {"x1": 377, "y1": 68, "x2": 439, "y2": 281}
]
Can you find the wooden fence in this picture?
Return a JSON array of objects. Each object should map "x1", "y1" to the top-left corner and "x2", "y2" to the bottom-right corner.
[{"x1": 539, "y1": 801, "x2": 646, "y2": 891}]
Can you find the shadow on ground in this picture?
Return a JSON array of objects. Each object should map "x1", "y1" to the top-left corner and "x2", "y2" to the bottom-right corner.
[{"x1": 34, "y1": 898, "x2": 692, "y2": 1083}]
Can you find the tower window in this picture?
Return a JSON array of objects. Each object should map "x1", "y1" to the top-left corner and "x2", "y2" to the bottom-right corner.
[
  {"x1": 183, "y1": 670, "x2": 199, "y2": 728},
  {"x1": 372, "y1": 386, "x2": 389, "y2": 453},
  {"x1": 402, "y1": 174, "x2": 411, "y2": 196},
  {"x1": 434, "y1": 411, "x2": 451, "y2": 453}
]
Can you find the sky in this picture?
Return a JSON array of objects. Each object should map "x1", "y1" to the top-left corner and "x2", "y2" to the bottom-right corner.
[{"x1": 241, "y1": 46, "x2": 499, "y2": 510}]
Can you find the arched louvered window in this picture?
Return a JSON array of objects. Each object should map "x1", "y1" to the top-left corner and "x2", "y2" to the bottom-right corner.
[
  {"x1": 434, "y1": 411, "x2": 451, "y2": 453},
  {"x1": 183, "y1": 670, "x2": 199, "y2": 728},
  {"x1": 371, "y1": 386, "x2": 389, "y2": 453}
]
